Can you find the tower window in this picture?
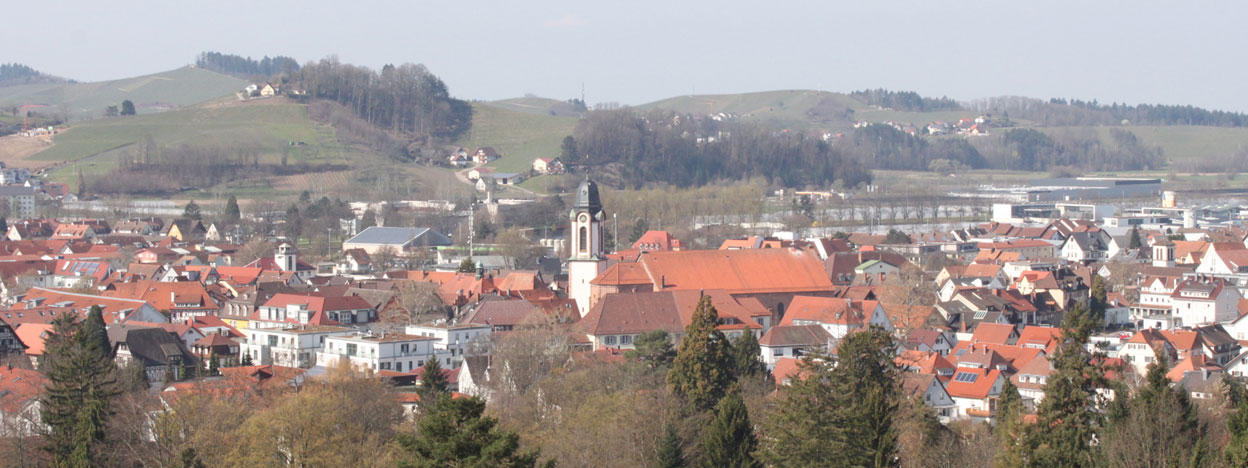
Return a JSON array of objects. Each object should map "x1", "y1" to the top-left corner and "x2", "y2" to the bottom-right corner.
[{"x1": 579, "y1": 227, "x2": 588, "y2": 253}]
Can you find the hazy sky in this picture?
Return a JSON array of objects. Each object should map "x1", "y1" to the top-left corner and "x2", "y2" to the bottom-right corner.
[{"x1": 7, "y1": 1, "x2": 1247, "y2": 111}]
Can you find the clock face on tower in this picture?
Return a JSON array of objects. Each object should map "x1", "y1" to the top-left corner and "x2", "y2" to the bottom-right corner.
[{"x1": 579, "y1": 214, "x2": 589, "y2": 223}]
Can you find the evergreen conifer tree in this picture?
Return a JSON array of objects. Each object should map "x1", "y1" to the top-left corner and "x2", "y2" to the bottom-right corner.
[
  {"x1": 732, "y1": 331, "x2": 766, "y2": 378},
  {"x1": 654, "y1": 424, "x2": 687, "y2": 468},
  {"x1": 224, "y1": 195, "x2": 241, "y2": 223},
  {"x1": 667, "y1": 295, "x2": 737, "y2": 412},
  {"x1": 183, "y1": 200, "x2": 202, "y2": 221},
  {"x1": 1089, "y1": 275, "x2": 1108, "y2": 325},
  {"x1": 699, "y1": 390, "x2": 760, "y2": 468},
  {"x1": 417, "y1": 358, "x2": 450, "y2": 409},
  {"x1": 396, "y1": 396, "x2": 552, "y2": 468},
  {"x1": 1128, "y1": 225, "x2": 1143, "y2": 250},
  {"x1": 628, "y1": 330, "x2": 677, "y2": 370},
  {"x1": 240, "y1": 352, "x2": 254, "y2": 366},
  {"x1": 1024, "y1": 303, "x2": 1106, "y2": 467},
  {"x1": 994, "y1": 380, "x2": 1026, "y2": 468},
  {"x1": 40, "y1": 307, "x2": 120, "y2": 466},
  {"x1": 1225, "y1": 376, "x2": 1248, "y2": 466},
  {"x1": 759, "y1": 327, "x2": 899, "y2": 468}
]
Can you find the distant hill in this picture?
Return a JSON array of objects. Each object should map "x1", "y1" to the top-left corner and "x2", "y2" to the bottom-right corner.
[
  {"x1": 0, "y1": 66, "x2": 246, "y2": 119},
  {"x1": 0, "y1": 63, "x2": 67, "y2": 87},
  {"x1": 639, "y1": 90, "x2": 867, "y2": 130},
  {"x1": 456, "y1": 102, "x2": 578, "y2": 173},
  {"x1": 484, "y1": 97, "x2": 586, "y2": 118}
]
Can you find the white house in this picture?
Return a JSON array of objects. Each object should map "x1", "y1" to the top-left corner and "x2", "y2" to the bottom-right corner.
[
  {"x1": 758, "y1": 324, "x2": 833, "y2": 369},
  {"x1": 317, "y1": 332, "x2": 449, "y2": 373},
  {"x1": 405, "y1": 323, "x2": 492, "y2": 368},
  {"x1": 1059, "y1": 232, "x2": 1109, "y2": 265},
  {"x1": 1170, "y1": 278, "x2": 1240, "y2": 327},
  {"x1": 945, "y1": 367, "x2": 1005, "y2": 420},
  {"x1": 240, "y1": 326, "x2": 353, "y2": 368},
  {"x1": 902, "y1": 373, "x2": 957, "y2": 423},
  {"x1": 782, "y1": 296, "x2": 893, "y2": 339}
]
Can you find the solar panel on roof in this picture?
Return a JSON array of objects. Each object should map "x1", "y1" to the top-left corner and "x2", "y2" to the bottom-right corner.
[{"x1": 954, "y1": 372, "x2": 979, "y2": 383}]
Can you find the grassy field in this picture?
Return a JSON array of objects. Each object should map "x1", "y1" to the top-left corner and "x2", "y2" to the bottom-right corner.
[
  {"x1": 484, "y1": 97, "x2": 584, "y2": 117},
  {"x1": 38, "y1": 102, "x2": 342, "y2": 187},
  {"x1": 640, "y1": 90, "x2": 863, "y2": 129},
  {"x1": 1036, "y1": 125, "x2": 1248, "y2": 163},
  {"x1": 453, "y1": 103, "x2": 577, "y2": 174},
  {"x1": 0, "y1": 67, "x2": 245, "y2": 119}
]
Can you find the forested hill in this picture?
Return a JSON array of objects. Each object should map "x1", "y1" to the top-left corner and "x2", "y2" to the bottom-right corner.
[
  {"x1": 0, "y1": 63, "x2": 67, "y2": 87},
  {"x1": 195, "y1": 52, "x2": 301, "y2": 79}
]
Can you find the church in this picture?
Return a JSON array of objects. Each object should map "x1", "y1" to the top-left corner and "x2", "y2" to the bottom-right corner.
[{"x1": 566, "y1": 176, "x2": 843, "y2": 349}]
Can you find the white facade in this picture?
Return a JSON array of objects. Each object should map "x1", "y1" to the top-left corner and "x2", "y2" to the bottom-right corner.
[
  {"x1": 405, "y1": 323, "x2": 492, "y2": 367},
  {"x1": 569, "y1": 179, "x2": 607, "y2": 317},
  {"x1": 1172, "y1": 284, "x2": 1241, "y2": 326},
  {"x1": 318, "y1": 333, "x2": 449, "y2": 373},
  {"x1": 240, "y1": 326, "x2": 353, "y2": 368}
]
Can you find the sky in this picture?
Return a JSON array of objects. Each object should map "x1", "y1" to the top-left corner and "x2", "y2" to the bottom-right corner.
[{"x1": 6, "y1": 1, "x2": 1248, "y2": 111}]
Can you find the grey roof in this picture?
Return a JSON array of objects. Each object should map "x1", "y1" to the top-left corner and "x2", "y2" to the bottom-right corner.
[
  {"x1": 575, "y1": 176, "x2": 602, "y2": 213},
  {"x1": 490, "y1": 172, "x2": 521, "y2": 179},
  {"x1": 0, "y1": 187, "x2": 36, "y2": 196},
  {"x1": 344, "y1": 227, "x2": 452, "y2": 247}
]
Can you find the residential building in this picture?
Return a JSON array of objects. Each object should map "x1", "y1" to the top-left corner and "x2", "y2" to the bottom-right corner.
[
  {"x1": 240, "y1": 326, "x2": 353, "y2": 368},
  {"x1": 318, "y1": 332, "x2": 447, "y2": 372},
  {"x1": 406, "y1": 323, "x2": 492, "y2": 367}
]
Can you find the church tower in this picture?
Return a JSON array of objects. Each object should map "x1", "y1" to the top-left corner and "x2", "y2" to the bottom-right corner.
[
  {"x1": 275, "y1": 243, "x2": 296, "y2": 272},
  {"x1": 568, "y1": 176, "x2": 607, "y2": 316}
]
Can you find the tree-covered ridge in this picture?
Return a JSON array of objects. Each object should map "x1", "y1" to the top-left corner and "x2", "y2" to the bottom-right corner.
[
  {"x1": 195, "y1": 52, "x2": 300, "y2": 78},
  {"x1": 0, "y1": 63, "x2": 66, "y2": 86},
  {"x1": 852, "y1": 88, "x2": 962, "y2": 112},
  {"x1": 295, "y1": 59, "x2": 473, "y2": 141},
  {"x1": 569, "y1": 108, "x2": 873, "y2": 189},
  {"x1": 1054, "y1": 97, "x2": 1248, "y2": 127}
]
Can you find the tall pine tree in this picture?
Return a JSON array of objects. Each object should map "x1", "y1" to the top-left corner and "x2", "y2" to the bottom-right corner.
[
  {"x1": 396, "y1": 396, "x2": 552, "y2": 468},
  {"x1": 759, "y1": 326, "x2": 900, "y2": 468},
  {"x1": 223, "y1": 195, "x2": 241, "y2": 223},
  {"x1": 1023, "y1": 303, "x2": 1106, "y2": 467},
  {"x1": 1103, "y1": 349, "x2": 1204, "y2": 468},
  {"x1": 654, "y1": 424, "x2": 687, "y2": 468},
  {"x1": 417, "y1": 357, "x2": 450, "y2": 410},
  {"x1": 667, "y1": 295, "x2": 737, "y2": 412},
  {"x1": 699, "y1": 390, "x2": 760, "y2": 468},
  {"x1": 41, "y1": 307, "x2": 119, "y2": 467},
  {"x1": 994, "y1": 379, "x2": 1026, "y2": 468},
  {"x1": 1225, "y1": 377, "x2": 1248, "y2": 466},
  {"x1": 732, "y1": 331, "x2": 766, "y2": 378}
]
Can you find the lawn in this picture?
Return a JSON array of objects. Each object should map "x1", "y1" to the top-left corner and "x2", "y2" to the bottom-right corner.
[{"x1": 453, "y1": 103, "x2": 577, "y2": 174}]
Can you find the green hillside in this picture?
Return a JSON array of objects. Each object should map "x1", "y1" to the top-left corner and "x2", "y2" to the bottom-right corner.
[
  {"x1": 0, "y1": 66, "x2": 245, "y2": 119},
  {"x1": 1036, "y1": 125, "x2": 1248, "y2": 163},
  {"x1": 454, "y1": 103, "x2": 578, "y2": 173},
  {"x1": 484, "y1": 97, "x2": 584, "y2": 117},
  {"x1": 38, "y1": 102, "x2": 340, "y2": 183},
  {"x1": 640, "y1": 90, "x2": 864, "y2": 129}
]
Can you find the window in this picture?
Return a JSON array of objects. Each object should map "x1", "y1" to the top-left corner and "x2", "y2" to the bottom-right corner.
[
  {"x1": 774, "y1": 348, "x2": 784, "y2": 356},
  {"x1": 394, "y1": 362, "x2": 402, "y2": 372},
  {"x1": 621, "y1": 335, "x2": 633, "y2": 345},
  {"x1": 381, "y1": 362, "x2": 391, "y2": 370},
  {"x1": 579, "y1": 227, "x2": 588, "y2": 253},
  {"x1": 268, "y1": 335, "x2": 278, "y2": 346},
  {"x1": 401, "y1": 344, "x2": 410, "y2": 354},
  {"x1": 604, "y1": 335, "x2": 617, "y2": 345},
  {"x1": 347, "y1": 343, "x2": 358, "y2": 356}
]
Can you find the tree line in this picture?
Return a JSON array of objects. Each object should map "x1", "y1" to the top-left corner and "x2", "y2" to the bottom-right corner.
[
  {"x1": 836, "y1": 124, "x2": 1163, "y2": 174},
  {"x1": 0, "y1": 63, "x2": 65, "y2": 87},
  {"x1": 88, "y1": 139, "x2": 348, "y2": 196},
  {"x1": 567, "y1": 107, "x2": 873, "y2": 189},
  {"x1": 971, "y1": 95, "x2": 1248, "y2": 127},
  {"x1": 194, "y1": 52, "x2": 300, "y2": 79},
  {"x1": 294, "y1": 58, "x2": 472, "y2": 144},
  {"x1": 852, "y1": 88, "x2": 963, "y2": 112}
]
